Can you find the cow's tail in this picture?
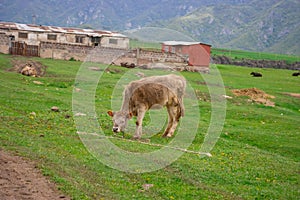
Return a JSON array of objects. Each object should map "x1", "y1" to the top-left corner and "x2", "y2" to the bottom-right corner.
[{"x1": 178, "y1": 97, "x2": 185, "y2": 117}]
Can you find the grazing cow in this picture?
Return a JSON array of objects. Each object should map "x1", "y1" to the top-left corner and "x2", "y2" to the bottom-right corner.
[
  {"x1": 107, "y1": 74, "x2": 186, "y2": 139},
  {"x1": 292, "y1": 72, "x2": 300, "y2": 76},
  {"x1": 250, "y1": 72, "x2": 262, "y2": 77}
]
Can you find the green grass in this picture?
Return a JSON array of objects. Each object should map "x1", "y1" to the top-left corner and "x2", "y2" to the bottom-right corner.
[
  {"x1": 0, "y1": 53, "x2": 299, "y2": 199},
  {"x1": 211, "y1": 48, "x2": 300, "y2": 64},
  {"x1": 130, "y1": 39, "x2": 162, "y2": 51}
]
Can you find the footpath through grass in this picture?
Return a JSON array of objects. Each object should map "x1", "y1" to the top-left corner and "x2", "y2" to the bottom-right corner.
[{"x1": 0, "y1": 54, "x2": 299, "y2": 199}]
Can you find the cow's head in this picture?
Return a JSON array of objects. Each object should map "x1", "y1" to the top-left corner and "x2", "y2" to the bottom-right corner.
[{"x1": 107, "y1": 111, "x2": 132, "y2": 133}]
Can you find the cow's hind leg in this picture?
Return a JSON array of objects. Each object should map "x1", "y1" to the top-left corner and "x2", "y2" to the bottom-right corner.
[
  {"x1": 163, "y1": 104, "x2": 181, "y2": 138},
  {"x1": 163, "y1": 105, "x2": 176, "y2": 137},
  {"x1": 169, "y1": 106, "x2": 181, "y2": 137}
]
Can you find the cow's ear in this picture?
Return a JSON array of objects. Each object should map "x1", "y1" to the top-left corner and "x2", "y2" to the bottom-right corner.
[
  {"x1": 107, "y1": 110, "x2": 114, "y2": 117},
  {"x1": 127, "y1": 112, "x2": 133, "y2": 119}
]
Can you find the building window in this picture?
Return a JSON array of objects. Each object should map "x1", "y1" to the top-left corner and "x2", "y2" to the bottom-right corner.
[
  {"x1": 164, "y1": 46, "x2": 169, "y2": 52},
  {"x1": 91, "y1": 37, "x2": 100, "y2": 46},
  {"x1": 109, "y1": 38, "x2": 118, "y2": 45},
  {"x1": 171, "y1": 47, "x2": 176, "y2": 53},
  {"x1": 75, "y1": 36, "x2": 85, "y2": 43},
  {"x1": 91, "y1": 37, "x2": 100, "y2": 43},
  {"x1": 47, "y1": 34, "x2": 57, "y2": 40},
  {"x1": 18, "y1": 32, "x2": 28, "y2": 39}
]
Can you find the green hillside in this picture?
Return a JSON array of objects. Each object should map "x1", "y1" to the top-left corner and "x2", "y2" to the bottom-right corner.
[
  {"x1": 0, "y1": 53, "x2": 299, "y2": 199},
  {"x1": 156, "y1": 0, "x2": 300, "y2": 55},
  {"x1": 1, "y1": 0, "x2": 299, "y2": 54}
]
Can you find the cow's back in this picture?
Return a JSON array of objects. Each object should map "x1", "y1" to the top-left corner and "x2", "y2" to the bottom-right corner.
[
  {"x1": 124, "y1": 74, "x2": 186, "y2": 116},
  {"x1": 129, "y1": 74, "x2": 186, "y2": 97},
  {"x1": 128, "y1": 83, "x2": 175, "y2": 115}
]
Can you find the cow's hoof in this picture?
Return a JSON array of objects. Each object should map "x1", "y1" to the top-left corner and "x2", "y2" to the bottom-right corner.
[
  {"x1": 162, "y1": 133, "x2": 172, "y2": 138},
  {"x1": 162, "y1": 132, "x2": 173, "y2": 138},
  {"x1": 132, "y1": 135, "x2": 141, "y2": 140}
]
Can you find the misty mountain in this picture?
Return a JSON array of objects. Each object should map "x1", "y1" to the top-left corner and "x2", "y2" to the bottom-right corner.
[
  {"x1": 0, "y1": 0, "x2": 298, "y2": 54},
  {"x1": 155, "y1": 0, "x2": 300, "y2": 54}
]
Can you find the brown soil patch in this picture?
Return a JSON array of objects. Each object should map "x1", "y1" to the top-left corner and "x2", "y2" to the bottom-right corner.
[
  {"x1": 7, "y1": 59, "x2": 47, "y2": 77},
  {"x1": 231, "y1": 88, "x2": 275, "y2": 107},
  {"x1": 0, "y1": 150, "x2": 69, "y2": 200}
]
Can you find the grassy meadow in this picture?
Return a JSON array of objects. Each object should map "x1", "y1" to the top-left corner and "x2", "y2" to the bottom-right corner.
[
  {"x1": 0, "y1": 53, "x2": 299, "y2": 199},
  {"x1": 211, "y1": 48, "x2": 300, "y2": 63}
]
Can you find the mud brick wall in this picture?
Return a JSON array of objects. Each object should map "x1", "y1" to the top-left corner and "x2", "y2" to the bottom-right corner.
[
  {"x1": 40, "y1": 42, "x2": 92, "y2": 61},
  {"x1": 40, "y1": 42, "x2": 128, "y2": 63},
  {"x1": 0, "y1": 33, "x2": 9, "y2": 54},
  {"x1": 88, "y1": 47, "x2": 128, "y2": 64},
  {"x1": 113, "y1": 48, "x2": 186, "y2": 66},
  {"x1": 138, "y1": 49, "x2": 185, "y2": 64}
]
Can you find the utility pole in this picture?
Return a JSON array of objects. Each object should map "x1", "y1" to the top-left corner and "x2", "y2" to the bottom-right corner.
[{"x1": 32, "y1": 14, "x2": 36, "y2": 24}]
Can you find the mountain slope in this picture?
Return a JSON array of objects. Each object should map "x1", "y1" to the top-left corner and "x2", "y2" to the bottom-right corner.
[
  {"x1": 156, "y1": 0, "x2": 300, "y2": 54},
  {"x1": 0, "y1": 0, "x2": 299, "y2": 54},
  {"x1": 0, "y1": 0, "x2": 243, "y2": 30}
]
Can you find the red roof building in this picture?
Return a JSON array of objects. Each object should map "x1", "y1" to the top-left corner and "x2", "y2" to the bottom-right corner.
[{"x1": 162, "y1": 41, "x2": 211, "y2": 68}]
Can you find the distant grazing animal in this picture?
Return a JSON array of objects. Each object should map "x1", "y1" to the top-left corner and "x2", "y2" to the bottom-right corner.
[
  {"x1": 292, "y1": 72, "x2": 300, "y2": 76},
  {"x1": 120, "y1": 62, "x2": 136, "y2": 68},
  {"x1": 250, "y1": 72, "x2": 262, "y2": 77},
  {"x1": 107, "y1": 74, "x2": 186, "y2": 139}
]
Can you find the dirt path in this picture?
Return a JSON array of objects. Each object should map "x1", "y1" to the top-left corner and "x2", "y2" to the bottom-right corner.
[{"x1": 0, "y1": 150, "x2": 69, "y2": 200}]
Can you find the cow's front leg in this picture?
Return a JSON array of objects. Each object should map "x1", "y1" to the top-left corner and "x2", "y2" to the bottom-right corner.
[{"x1": 133, "y1": 106, "x2": 146, "y2": 139}]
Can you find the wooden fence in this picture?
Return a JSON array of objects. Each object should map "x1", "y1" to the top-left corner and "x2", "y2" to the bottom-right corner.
[{"x1": 9, "y1": 42, "x2": 39, "y2": 57}]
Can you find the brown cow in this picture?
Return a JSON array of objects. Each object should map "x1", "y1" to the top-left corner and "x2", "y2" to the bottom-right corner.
[{"x1": 107, "y1": 74, "x2": 186, "y2": 139}]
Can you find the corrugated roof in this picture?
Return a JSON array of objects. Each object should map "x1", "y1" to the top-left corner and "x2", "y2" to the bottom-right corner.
[
  {"x1": 162, "y1": 41, "x2": 200, "y2": 46},
  {"x1": 0, "y1": 21, "x2": 18, "y2": 30},
  {"x1": 0, "y1": 21, "x2": 127, "y2": 38},
  {"x1": 162, "y1": 40, "x2": 211, "y2": 46},
  {"x1": 16, "y1": 23, "x2": 46, "y2": 32}
]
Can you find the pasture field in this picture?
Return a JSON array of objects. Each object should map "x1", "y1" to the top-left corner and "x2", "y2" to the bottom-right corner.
[
  {"x1": 0, "y1": 53, "x2": 299, "y2": 199},
  {"x1": 211, "y1": 48, "x2": 300, "y2": 64}
]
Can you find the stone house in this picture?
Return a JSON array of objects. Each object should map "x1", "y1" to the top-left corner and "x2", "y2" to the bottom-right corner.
[
  {"x1": 0, "y1": 21, "x2": 129, "y2": 61},
  {"x1": 0, "y1": 22, "x2": 211, "y2": 72}
]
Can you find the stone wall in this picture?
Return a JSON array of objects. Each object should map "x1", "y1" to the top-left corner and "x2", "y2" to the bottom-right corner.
[
  {"x1": 137, "y1": 49, "x2": 185, "y2": 64},
  {"x1": 0, "y1": 33, "x2": 9, "y2": 54},
  {"x1": 112, "y1": 48, "x2": 187, "y2": 67},
  {"x1": 3, "y1": 38, "x2": 205, "y2": 72},
  {"x1": 86, "y1": 46, "x2": 129, "y2": 64},
  {"x1": 40, "y1": 42, "x2": 128, "y2": 63},
  {"x1": 40, "y1": 42, "x2": 92, "y2": 61}
]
